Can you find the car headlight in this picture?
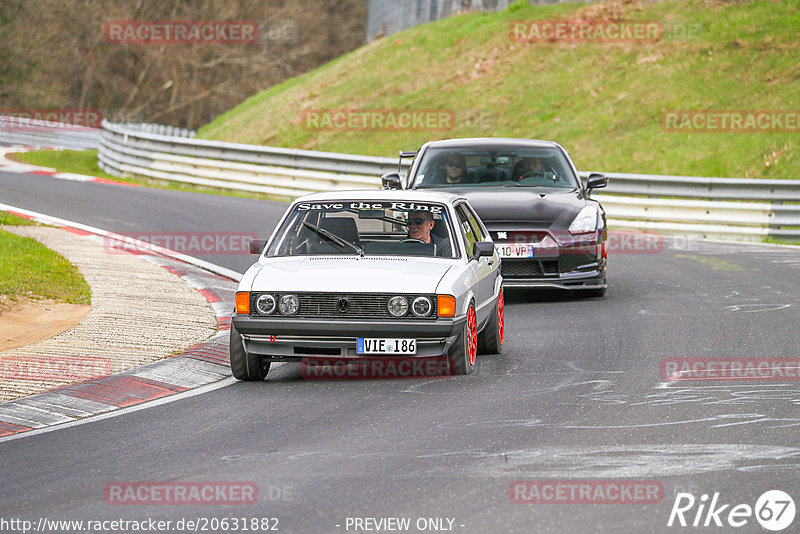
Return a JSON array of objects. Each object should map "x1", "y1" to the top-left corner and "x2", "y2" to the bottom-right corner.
[
  {"x1": 411, "y1": 296, "x2": 432, "y2": 317},
  {"x1": 278, "y1": 294, "x2": 299, "y2": 315},
  {"x1": 388, "y1": 296, "x2": 409, "y2": 317},
  {"x1": 255, "y1": 294, "x2": 277, "y2": 315},
  {"x1": 569, "y1": 205, "x2": 599, "y2": 235}
]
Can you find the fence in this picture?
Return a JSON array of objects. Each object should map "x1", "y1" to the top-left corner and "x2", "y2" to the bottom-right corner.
[{"x1": 366, "y1": 0, "x2": 512, "y2": 42}]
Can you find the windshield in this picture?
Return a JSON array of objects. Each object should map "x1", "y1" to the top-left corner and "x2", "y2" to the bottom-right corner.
[
  {"x1": 266, "y1": 200, "x2": 458, "y2": 258},
  {"x1": 411, "y1": 146, "x2": 580, "y2": 189}
]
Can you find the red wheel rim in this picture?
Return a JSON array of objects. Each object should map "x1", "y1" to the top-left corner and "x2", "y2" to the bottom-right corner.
[
  {"x1": 467, "y1": 305, "x2": 477, "y2": 365},
  {"x1": 498, "y1": 290, "x2": 504, "y2": 344}
]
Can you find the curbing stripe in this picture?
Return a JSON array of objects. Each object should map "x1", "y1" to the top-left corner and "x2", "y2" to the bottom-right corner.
[
  {"x1": 61, "y1": 376, "x2": 189, "y2": 408},
  {"x1": 0, "y1": 421, "x2": 33, "y2": 437}
]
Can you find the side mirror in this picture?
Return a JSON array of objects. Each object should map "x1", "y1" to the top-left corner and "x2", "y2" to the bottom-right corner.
[
  {"x1": 381, "y1": 172, "x2": 402, "y2": 190},
  {"x1": 249, "y1": 239, "x2": 267, "y2": 255},
  {"x1": 473, "y1": 241, "x2": 495, "y2": 259},
  {"x1": 586, "y1": 173, "x2": 608, "y2": 194}
]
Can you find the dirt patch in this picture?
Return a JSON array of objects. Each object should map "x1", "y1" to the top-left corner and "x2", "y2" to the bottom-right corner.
[
  {"x1": 0, "y1": 297, "x2": 91, "y2": 352},
  {"x1": 5, "y1": 151, "x2": 22, "y2": 163}
]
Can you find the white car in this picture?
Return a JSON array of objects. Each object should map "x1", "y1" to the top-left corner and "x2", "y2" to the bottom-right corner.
[{"x1": 230, "y1": 190, "x2": 504, "y2": 380}]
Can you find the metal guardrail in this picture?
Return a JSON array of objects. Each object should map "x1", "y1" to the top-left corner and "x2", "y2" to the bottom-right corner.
[
  {"x1": 68, "y1": 120, "x2": 800, "y2": 241},
  {"x1": 108, "y1": 122, "x2": 196, "y2": 138},
  {"x1": 98, "y1": 120, "x2": 404, "y2": 198},
  {"x1": 0, "y1": 116, "x2": 100, "y2": 150}
]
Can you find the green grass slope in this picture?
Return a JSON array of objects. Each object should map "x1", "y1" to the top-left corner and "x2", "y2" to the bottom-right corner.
[
  {"x1": 198, "y1": 0, "x2": 799, "y2": 179},
  {"x1": 0, "y1": 214, "x2": 91, "y2": 306}
]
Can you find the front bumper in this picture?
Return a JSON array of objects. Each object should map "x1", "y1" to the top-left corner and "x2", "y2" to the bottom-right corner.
[
  {"x1": 500, "y1": 268, "x2": 606, "y2": 290},
  {"x1": 232, "y1": 315, "x2": 466, "y2": 361},
  {"x1": 494, "y1": 233, "x2": 606, "y2": 290}
]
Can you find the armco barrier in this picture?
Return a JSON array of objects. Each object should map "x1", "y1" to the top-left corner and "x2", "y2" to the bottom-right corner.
[
  {"x1": 0, "y1": 116, "x2": 101, "y2": 150},
  {"x1": 98, "y1": 120, "x2": 401, "y2": 198},
  {"x1": 11, "y1": 118, "x2": 797, "y2": 241}
]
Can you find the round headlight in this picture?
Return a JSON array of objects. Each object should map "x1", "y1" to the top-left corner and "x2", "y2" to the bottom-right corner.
[
  {"x1": 278, "y1": 294, "x2": 299, "y2": 315},
  {"x1": 411, "y1": 296, "x2": 432, "y2": 317},
  {"x1": 255, "y1": 294, "x2": 276, "y2": 315},
  {"x1": 387, "y1": 296, "x2": 409, "y2": 317}
]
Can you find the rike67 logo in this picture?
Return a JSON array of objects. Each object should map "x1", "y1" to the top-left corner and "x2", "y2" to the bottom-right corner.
[{"x1": 668, "y1": 490, "x2": 795, "y2": 531}]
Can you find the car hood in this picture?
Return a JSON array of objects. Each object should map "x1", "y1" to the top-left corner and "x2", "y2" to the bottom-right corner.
[
  {"x1": 448, "y1": 187, "x2": 587, "y2": 227},
  {"x1": 248, "y1": 256, "x2": 454, "y2": 293}
]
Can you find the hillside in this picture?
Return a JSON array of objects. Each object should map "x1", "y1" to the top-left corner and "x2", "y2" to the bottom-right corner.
[{"x1": 197, "y1": 0, "x2": 800, "y2": 179}]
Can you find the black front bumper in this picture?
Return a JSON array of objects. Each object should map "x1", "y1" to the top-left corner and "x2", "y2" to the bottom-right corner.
[{"x1": 496, "y1": 237, "x2": 606, "y2": 290}]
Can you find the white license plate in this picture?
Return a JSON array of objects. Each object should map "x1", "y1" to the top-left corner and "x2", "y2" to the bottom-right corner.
[
  {"x1": 496, "y1": 244, "x2": 535, "y2": 258},
  {"x1": 357, "y1": 338, "x2": 417, "y2": 355}
]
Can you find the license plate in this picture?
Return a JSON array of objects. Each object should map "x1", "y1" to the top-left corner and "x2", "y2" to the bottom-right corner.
[
  {"x1": 357, "y1": 338, "x2": 417, "y2": 355},
  {"x1": 495, "y1": 244, "x2": 535, "y2": 258}
]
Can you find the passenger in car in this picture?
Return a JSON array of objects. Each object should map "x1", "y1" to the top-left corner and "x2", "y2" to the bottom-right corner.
[
  {"x1": 443, "y1": 153, "x2": 469, "y2": 184},
  {"x1": 407, "y1": 210, "x2": 452, "y2": 257}
]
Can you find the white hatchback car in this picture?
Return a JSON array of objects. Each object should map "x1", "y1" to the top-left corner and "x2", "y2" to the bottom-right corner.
[{"x1": 231, "y1": 190, "x2": 504, "y2": 380}]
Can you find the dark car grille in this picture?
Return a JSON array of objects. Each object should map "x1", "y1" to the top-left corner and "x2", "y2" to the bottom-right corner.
[
  {"x1": 501, "y1": 259, "x2": 560, "y2": 278},
  {"x1": 251, "y1": 292, "x2": 437, "y2": 319},
  {"x1": 501, "y1": 260, "x2": 543, "y2": 278}
]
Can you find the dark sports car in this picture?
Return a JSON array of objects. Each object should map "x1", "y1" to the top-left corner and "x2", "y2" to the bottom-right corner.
[{"x1": 382, "y1": 138, "x2": 608, "y2": 297}]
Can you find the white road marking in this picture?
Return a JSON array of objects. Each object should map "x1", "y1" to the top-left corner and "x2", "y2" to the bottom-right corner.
[{"x1": 0, "y1": 377, "x2": 237, "y2": 444}]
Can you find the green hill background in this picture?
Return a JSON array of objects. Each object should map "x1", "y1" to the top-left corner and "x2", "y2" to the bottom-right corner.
[{"x1": 197, "y1": 0, "x2": 799, "y2": 179}]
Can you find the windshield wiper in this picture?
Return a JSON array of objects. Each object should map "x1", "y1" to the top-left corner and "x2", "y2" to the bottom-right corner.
[{"x1": 302, "y1": 222, "x2": 364, "y2": 256}]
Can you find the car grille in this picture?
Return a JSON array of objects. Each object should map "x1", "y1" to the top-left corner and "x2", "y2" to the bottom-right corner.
[
  {"x1": 501, "y1": 260, "x2": 544, "y2": 278},
  {"x1": 251, "y1": 292, "x2": 438, "y2": 319}
]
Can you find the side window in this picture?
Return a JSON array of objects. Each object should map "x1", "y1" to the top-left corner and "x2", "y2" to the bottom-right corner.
[
  {"x1": 463, "y1": 204, "x2": 488, "y2": 241},
  {"x1": 455, "y1": 205, "x2": 479, "y2": 258}
]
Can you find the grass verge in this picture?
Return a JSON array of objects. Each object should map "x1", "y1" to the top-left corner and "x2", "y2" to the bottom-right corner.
[
  {"x1": 0, "y1": 213, "x2": 92, "y2": 306},
  {"x1": 0, "y1": 212, "x2": 37, "y2": 226}
]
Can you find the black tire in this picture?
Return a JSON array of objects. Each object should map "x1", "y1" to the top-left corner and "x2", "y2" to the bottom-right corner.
[
  {"x1": 450, "y1": 302, "x2": 477, "y2": 375},
  {"x1": 577, "y1": 287, "x2": 606, "y2": 299},
  {"x1": 478, "y1": 289, "x2": 504, "y2": 355},
  {"x1": 229, "y1": 324, "x2": 270, "y2": 381}
]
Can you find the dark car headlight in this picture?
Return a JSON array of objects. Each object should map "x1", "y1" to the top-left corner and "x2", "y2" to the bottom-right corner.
[
  {"x1": 255, "y1": 294, "x2": 277, "y2": 315},
  {"x1": 388, "y1": 296, "x2": 409, "y2": 317},
  {"x1": 411, "y1": 296, "x2": 432, "y2": 317}
]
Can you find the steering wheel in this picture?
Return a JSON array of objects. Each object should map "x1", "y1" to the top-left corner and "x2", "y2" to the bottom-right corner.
[
  {"x1": 519, "y1": 171, "x2": 546, "y2": 180},
  {"x1": 401, "y1": 238, "x2": 426, "y2": 244},
  {"x1": 520, "y1": 170, "x2": 559, "y2": 183}
]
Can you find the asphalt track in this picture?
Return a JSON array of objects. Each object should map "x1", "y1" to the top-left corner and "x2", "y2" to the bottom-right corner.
[{"x1": 2, "y1": 170, "x2": 800, "y2": 533}]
